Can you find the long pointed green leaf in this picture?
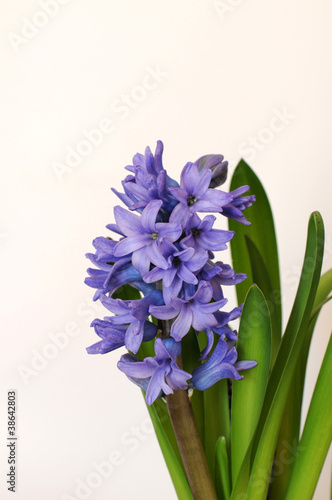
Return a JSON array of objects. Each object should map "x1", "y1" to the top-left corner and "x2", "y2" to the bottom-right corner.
[
  {"x1": 147, "y1": 401, "x2": 194, "y2": 500},
  {"x1": 230, "y1": 211, "x2": 324, "y2": 500},
  {"x1": 228, "y1": 160, "x2": 282, "y2": 363},
  {"x1": 215, "y1": 436, "x2": 231, "y2": 500},
  {"x1": 285, "y1": 334, "x2": 332, "y2": 500},
  {"x1": 244, "y1": 235, "x2": 280, "y2": 364},
  {"x1": 244, "y1": 212, "x2": 325, "y2": 500},
  {"x1": 231, "y1": 284, "x2": 271, "y2": 486}
]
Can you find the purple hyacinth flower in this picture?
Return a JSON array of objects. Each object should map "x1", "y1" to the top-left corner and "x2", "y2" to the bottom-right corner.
[
  {"x1": 150, "y1": 281, "x2": 227, "y2": 341},
  {"x1": 192, "y1": 337, "x2": 257, "y2": 391},
  {"x1": 199, "y1": 304, "x2": 243, "y2": 360},
  {"x1": 200, "y1": 260, "x2": 247, "y2": 300},
  {"x1": 117, "y1": 338, "x2": 191, "y2": 405},
  {"x1": 180, "y1": 213, "x2": 234, "y2": 253},
  {"x1": 99, "y1": 290, "x2": 163, "y2": 353},
  {"x1": 213, "y1": 304, "x2": 243, "y2": 340},
  {"x1": 169, "y1": 162, "x2": 233, "y2": 223},
  {"x1": 112, "y1": 141, "x2": 179, "y2": 214},
  {"x1": 113, "y1": 199, "x2": 182, "y2": 277},
  {"x1": 85, "y1": 237, "x2": 133, "y2": 299},
  {"x1": 86, "y1": 319, "x2": 156, "y2": 355},
  {"x1": 221, "y1": 186, "x2": 256, "y2": 226},
  {"x1": 144, "y1": 237, "x2": 208, "y2": 303},
  {"x1": 126, "y1": 140, "x2": 165, "y2": 177},
  {"x1": 200, "y1": 301, "x2": 245, "y2": 358}
]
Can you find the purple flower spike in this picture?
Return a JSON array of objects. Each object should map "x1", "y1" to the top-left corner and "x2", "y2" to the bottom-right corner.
[
  {"x1": 85, "y1": 141, "x2": 256, "y2": 400},
  {"x1": 192, "y1": 337, "x2": 257, "y2": 391},
  {"x1": 117, "y1": 338, "x2": 191, "y2": 405}
]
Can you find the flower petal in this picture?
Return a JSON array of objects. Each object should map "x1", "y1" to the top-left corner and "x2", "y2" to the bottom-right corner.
[
  {"x1": 145, "y1": 241, "x2": 169, "y2": 269},
  {"x1": 141, "y1": 199, "x2": 163, "y2": 233},
  {"x1": 177, "y1": 263, "x2": 198, "y2": 285},
  {"x1": 113, "y1": 206, "x2": 144, "y2": 236},
  {"x1": 150, "y1": 303, "x2": 178, "y2": 320},
  {"x1": 114, "y1": 235, "x2": 151, "y2": 257},
  {"x1": 181, "y1": 162, "x2": 200, "y2": 193},
  {"x1": 194, "y1": 168, "x2": 211, "y2": 197},
  {"x1": 170, "y1": 305, "x2": 193, "y2": 341},
  {"x1": 132, "y1": 246, "x2": 151, "y2": 277}
]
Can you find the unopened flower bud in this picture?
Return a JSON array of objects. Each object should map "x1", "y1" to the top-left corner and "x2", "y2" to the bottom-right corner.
[{"x1": 195, "y1": 154, "x2": 228, "y2": 188}]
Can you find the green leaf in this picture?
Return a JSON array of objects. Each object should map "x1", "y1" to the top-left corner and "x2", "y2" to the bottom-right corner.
[
  {"x1": 244, "y1": 235, "x2": 280, "y2": 365},
  {"x1": 204, "y1": 379, "x2": 230, "y2": 479},
  {"x1": 269, "y1": 271, "x2": 332, "y2": 500},
  {"x1": 231, "y1": 284, "x2": 272, "y2": 486},
  {"x1": 285, "y1": 334, "x2": 332, "y2": 500},
  {"x1": 215, "y1": 436, "x2": 231, "y2": 500},
  {"x1": 112, "y1": 283, "x2": 141, "y2": 301},
  {"x1": 244, "y1": 212, "x2": 325, "y2": 500},
  {"x1": 230, "y1": 211, "x2": 325, "y2": 500},
  {"x1": 312, "y1": 268, "x2": 332, "y2": 309},
  {"x1": 146, "y1": 400, "x2": 194, "y2": 500},
  {"x1": 229, "y1": 160, "x2": 281, "y2": 363}
]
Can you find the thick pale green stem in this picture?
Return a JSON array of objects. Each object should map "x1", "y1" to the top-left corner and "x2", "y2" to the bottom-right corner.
[{"x1": 166, "y1": 389, "x2": 218, "y2": 500}]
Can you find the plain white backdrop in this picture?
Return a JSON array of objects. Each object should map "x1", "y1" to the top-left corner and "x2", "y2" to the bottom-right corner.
[{"x1": 0, "y1": 1, "x2": 331, "y2": 499}]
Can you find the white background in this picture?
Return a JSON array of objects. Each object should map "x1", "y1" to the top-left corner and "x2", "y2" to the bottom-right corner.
[{"x1": 0, "y1": 1, "x2": 331, "y2": 499}]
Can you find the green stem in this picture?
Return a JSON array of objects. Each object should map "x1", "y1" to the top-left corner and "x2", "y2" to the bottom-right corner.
[{"x1": 166, "y1": 389, "x2": 218, "y2": 500}]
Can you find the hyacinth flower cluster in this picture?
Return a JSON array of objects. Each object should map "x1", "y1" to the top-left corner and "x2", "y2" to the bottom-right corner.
[{"x1": 85, "y1": 141, "x2": 257, "y2": 405}]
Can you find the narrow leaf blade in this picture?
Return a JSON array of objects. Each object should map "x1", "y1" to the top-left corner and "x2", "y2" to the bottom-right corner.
[
  {"x1": 215, "y1": 436, "x2": 231, "y2": 500},
  {"x1": 245, "y1": 235, "x2": 280, "y2": 363},
  {"x1": 285, "y1": 334, "x2": 332, "y2": 500},
  {"x1": 231, "y1": 284, "x2": 271, "y2": 485},
  {"x1": 228, "y1": 160, "x2": 282, "y2": 360}
]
